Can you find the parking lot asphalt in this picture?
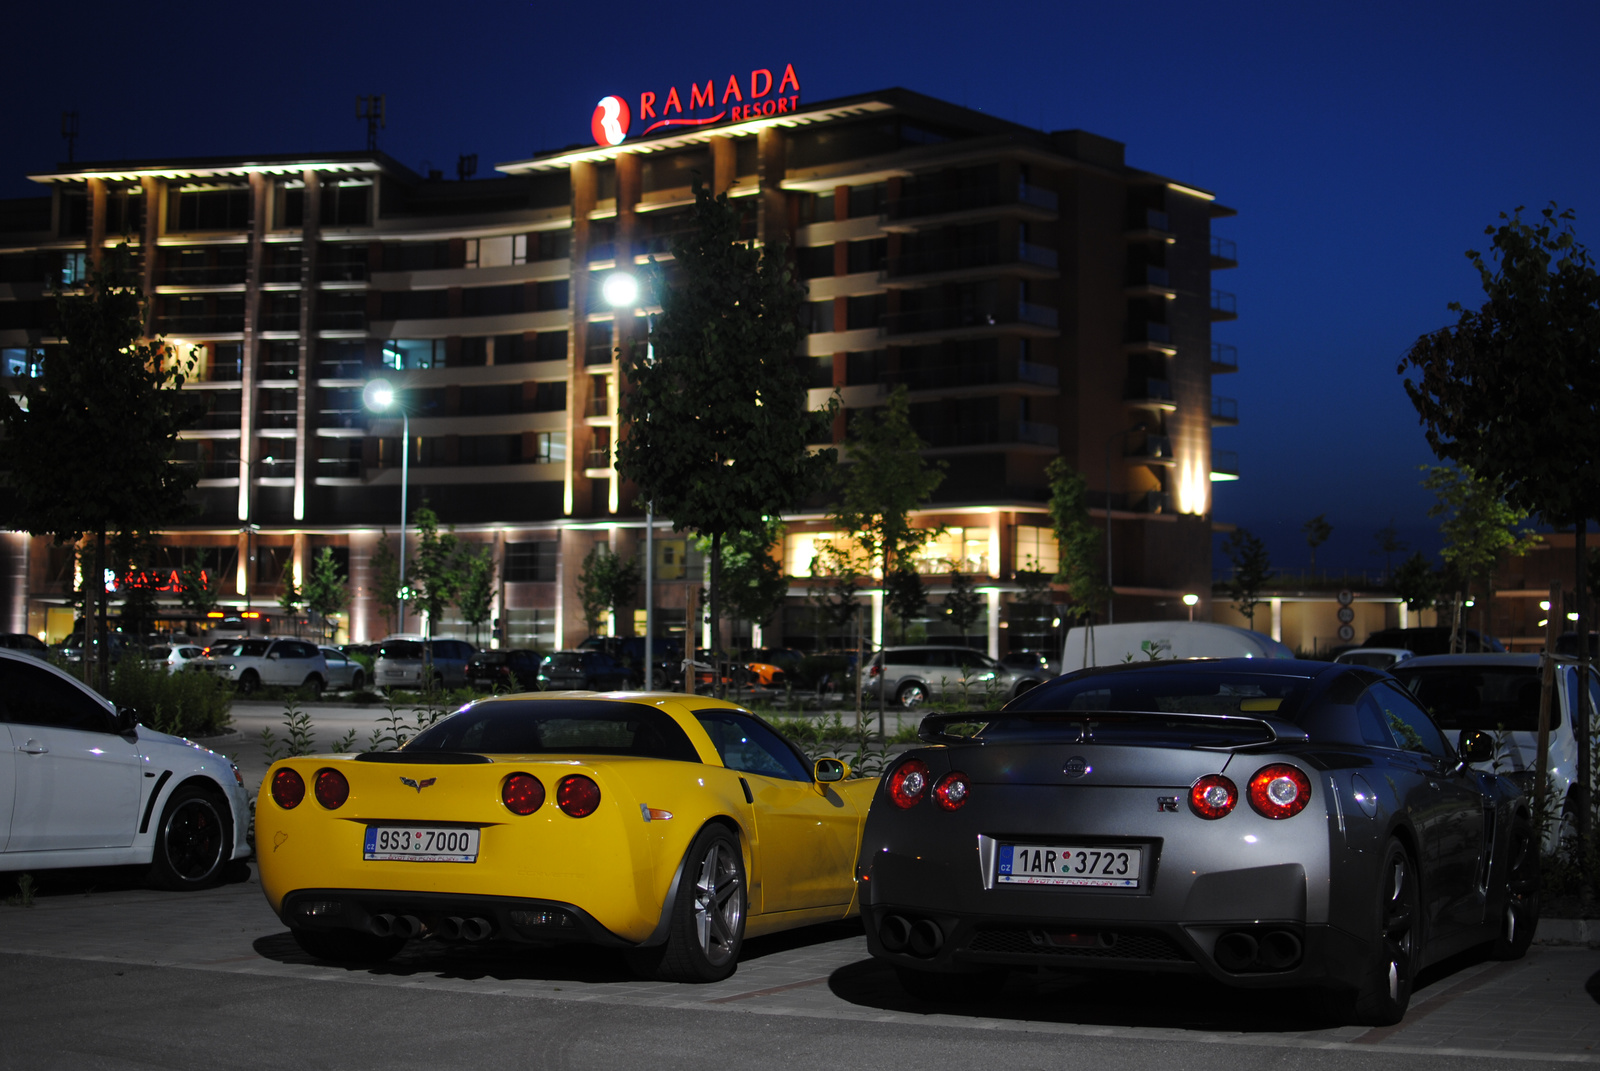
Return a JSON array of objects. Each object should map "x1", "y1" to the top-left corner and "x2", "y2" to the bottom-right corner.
[{"x1": 2, "y1": 863, "x2": 1596, "y2": 1066}]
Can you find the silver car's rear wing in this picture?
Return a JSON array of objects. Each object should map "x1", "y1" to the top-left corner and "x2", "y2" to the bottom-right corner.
[{"x1": 916, "y1": 709, "x2": 1311, "y2": 751}]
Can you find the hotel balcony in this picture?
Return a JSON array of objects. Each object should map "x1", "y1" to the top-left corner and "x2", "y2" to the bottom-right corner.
[
  {"x1": 1125, "y1": 263, "x2": 1177, "y2": 299},
  {"x1": 1210, "y1": 395, "x2": 1238, "y2": 426},
  {"x1": 1126, "y1": 433, "x2": 1176, "y2": 467},
  {"x1": 875, "y1": 355, "x2": 1060, "y2": 396},
  {"x1": 1210, "y1": 342, "x2": 1238, "y2": 373},
  {"x1": 1212, "y1": 450, "x2": 1240, "y2": 481},
  {"x1": 879, "y1": 300, "x2": 1058, "y2": 344},
  {"x1": 1210, "y1": 236, "x2": 1238, "y2": 270},
  {"x1": 1124, "y1": 320, "x2": 1176, "y2": 355},
  {"x1": 1210, "y1": 289, "x2": 1237, "y2": 321},
  {"x1": 157, "y1": 265, "x2": 246, "y2": 289},
  {"x1": 154, "y1": 313, "x2": 244, "y2": 336},
  {"x1": 261, "y1": 262, "x2": 304, "y2": 285},
  {"x1": 914, "y1": 418, "x2": 1059, "y2": 453},
  {"x1": 884, "y1": 240, "x2": 1058, "y2": 284},
  {"x1": 884, "y1": 181, "x2": 1059, "y2": 230},
  {"x1": 1126, "y1": 208, "x2": 1176, "y2": 243},
  {"x1": 1124, "y1": 376, "x2": 1177, "y2": 413}
]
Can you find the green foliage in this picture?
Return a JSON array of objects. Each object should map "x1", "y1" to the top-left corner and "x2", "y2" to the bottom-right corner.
[
  {"x1": 261, "y1": 693, "x2": 315, "y2": 762},
  {"x1": 304, "y1": 547, "x2": 348, "y2": 642},
  {"x1": 1392, "y1": 551, "x2": 1444, "y2": 612},
  {"x1": 885, "y1": 567, "x2": 927, "y2": 643},
  {"x1": 456, "y1": 544, "x2": 496, "y2": 646},
  {"x1": 1045, "y1": 458, "x2": 1107, "y2": 620},
  {"x1": 616, "y1": 179, "x2": 837, "y2": 657},
  {"x1": 113, "y1": 533, "x2": 160, "y2": 639},
  {"x1": 409, "y1": 504, "x2": 460, "y2": 637},
  {"x1": 942, "y1": 567, "x2": 983, "y2": 638},
  {"x1": 1221, "y1": 528, "x2": 1272, "y2": 629},
  {"x1": 369, "y1": 531, "x2": 401, "y2": 635},
  {"x1": 702, "y1": 519, "x2": 788, "y2": 628},
  {"x1": 1372, "y1": 519, "x2": 1408, "y2": 581},
  {"x1": 277, "y1": 567, "x2": 302, "y2": 620},
  {"x1": 1422, "y1": 464, "x2": 1539, "y2": 592},
  {"x1": 831, "y1": 386, "x2": 945, "y2": 577},
  {"x1": 577, "y1": 544, "x2": 642, "y2": 635},
  {"x1": 807, "y1": 540, "x2": 865, "y2": 642},
  {"x1": 107, "y1": 658, "x2": 233, "y2": 738},
  {"x1": 1302, "y1": 514, "x2": 1333, "y2": 570},
  {"x1": 178, "y1": 549, "x2": 221, "y2": 619}
]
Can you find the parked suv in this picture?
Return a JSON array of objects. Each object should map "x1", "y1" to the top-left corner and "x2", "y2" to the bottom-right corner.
[
  {"x1": 198, "y1": 637, "x2": 329, "y2": 696},
  {"x1": 1391, "y1": 652, "x2": 1593, "y2": 848},
  {"x1": 1362, "y1": 627, "x2": 1503, "y2": 656},
  {"x1": 536, "y1": 650, "x2": 641, "y2": 691},
  {"x1": 466, "y1": 648, "x2": 544, "y2": 691},
  {"x1": 373, "y1": 636, "x2": 475, "y2": 692},
  {"x1": 866, "y1": 645, "x2": 1045, "y2": 708}
]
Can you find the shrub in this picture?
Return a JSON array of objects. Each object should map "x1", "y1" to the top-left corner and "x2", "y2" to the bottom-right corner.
[{"x1": 106, "y1": 660, "x2": 233, "y2": 738}]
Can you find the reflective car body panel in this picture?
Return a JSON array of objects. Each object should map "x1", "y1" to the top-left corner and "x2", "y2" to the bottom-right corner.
[
  {"x1": 257, "y1": 693, "x2": 876, "y2": 948},
  {"x1": 857, "y1": 659, "x2": 1530, "y2": 990}
]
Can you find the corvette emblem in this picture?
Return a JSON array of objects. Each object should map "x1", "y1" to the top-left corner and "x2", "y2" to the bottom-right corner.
[
  {"x1": 1063, "y1": 756, "x2": 1091, "y2": 777},
  {"x1": 399, "y1": 776, "x2": 437, "y2": 793}
]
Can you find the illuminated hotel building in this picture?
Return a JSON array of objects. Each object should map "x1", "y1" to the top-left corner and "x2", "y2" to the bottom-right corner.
[{"x1": 0, "y1": 85, "x2": 1238, "y2": 651}]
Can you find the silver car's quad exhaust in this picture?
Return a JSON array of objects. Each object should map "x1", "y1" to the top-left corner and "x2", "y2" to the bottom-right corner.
[{"x1": 1215, "y1": 928, "x2": 1302, "y2": 972}]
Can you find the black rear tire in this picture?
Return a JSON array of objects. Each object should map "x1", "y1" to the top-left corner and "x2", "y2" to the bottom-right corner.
[
  {"x1": 302, "y1": 674, "x2": 325, "y2": 700},
  {"x1": 627, "y1": 825, "x2": 745, "y2": 983},
  {"x1": 148, "y1": 784, "x2": 232, "y2": 891},
  {"x1": 351, "y1": 669, "x2": 365, "y2": 691},
  {"x1": 1490, "y1": 814, "x2": 1540, "y2": 960},
  {"x1": 1349, "y1": 838, "x2": 1419, "y2": 1026},
  {"x1": 290, "y1": 926, "x2": 405, "y2": 965},
  {"x1": 238, "y1": 670, "x2": 260, "y2": 695}
]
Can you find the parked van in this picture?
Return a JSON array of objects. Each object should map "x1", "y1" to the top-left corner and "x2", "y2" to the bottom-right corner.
[{"x1": 1060, "y1": 621, "x2": 1293, "y2": 671}]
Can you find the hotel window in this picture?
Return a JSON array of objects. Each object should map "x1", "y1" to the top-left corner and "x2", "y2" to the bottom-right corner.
[
  {"x1": 461, "y1": 284, "x2": 525, "y2": 317},
  {"x1": 464, "y1": 235, "x2": 526, "y2": 269},
  {"x1": 847, "y1": 238, "x2": 887, "y2": 274},
  {"x1": 381, "y1": 241, "x2": 450, "y2": 272},
  {"x1": 170, "y1": 185, "x2": 250, "y2": 231},
  {"x1": 527, "y1": 431, "x2": 566, "y2": 464},
  {"x1": 505, "y1": 541, "x2": 559, "y2": 582},
  {"x1": 848, "y1": 183, "x2": 886, "y2": 219},
  {"x1": 534, "y1": 231, "x2": 570, "y2": 261},
  {"x1": 382, "y1": 338, "x2": 443, "y2": 370},
  {"x1": 807, "y1": 300, "x2": 835, "y2": 335},
  {"x1": 1014, "y1": 526, "x2": 1060, "y2": 576},
  {"x1": 801, "y1": 191, "x2": 834, "y2": 225},
  {"x1": 846, "y1": 294, "x2": 884, "y2": 331},
  {"x1": 320, "y1": 181, "x2": 371, "y2": 227},
  {"x1": 380, "y1": 290, "x2": 448, "y2": 320},
  {"x1": 796, "y1": 245, "x2": 833, "y2": 280},
  {"x1": 535, "y1": 280, "x2": 569, "y2": 311},
  {"x1": 785, "y1": 531, "x2": 852, "y2": 578}
]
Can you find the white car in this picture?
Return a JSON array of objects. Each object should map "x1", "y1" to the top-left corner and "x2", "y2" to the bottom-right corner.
[
  {"x1": 1334, "y1": 646, "x2": 1414, "y2": 670},
  {"x1": 198, "y1": 637, "x2": 329, "y2": 697},
  {"x1": 0, "y1": 650, "x2": 251, "y2": 888},
  {"x1": 317, "y1": 646, "x2": 367, "y2": 692},
  {"x1": 148, "y1": 643, "x2": 207, "y2": 674},
  {"x1": 1391, "y1": 652, "x2": 1590, "y2": 848}
]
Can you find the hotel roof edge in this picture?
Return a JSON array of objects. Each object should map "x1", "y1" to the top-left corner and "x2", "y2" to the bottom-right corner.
[{"x1": 28, "y1": 150, "x2": 420, "y2": 185}]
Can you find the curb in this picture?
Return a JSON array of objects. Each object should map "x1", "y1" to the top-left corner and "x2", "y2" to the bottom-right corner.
[{"x1": 1533, "y1": 918, "x2": 1600, "y2": 946}]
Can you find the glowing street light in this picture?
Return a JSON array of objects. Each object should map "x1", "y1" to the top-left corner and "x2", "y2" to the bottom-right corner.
[
  {"x1": 364, "y1": 377, "x2": 409, "y2": 632},
  {"x1": 1183, "y1": 593, "x2": 1199, "y2": 621}
]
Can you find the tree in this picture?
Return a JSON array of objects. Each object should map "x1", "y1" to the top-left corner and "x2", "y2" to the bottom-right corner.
[
  {"x1": 1397, "y1": 204, "x2": 1600, "y2": 846},
  {"x1": 304, "y1": 547, "x2": 349, "y2": 643},
  {"x1": 703, "y1": 520, "x2": 788, "y2": 637},
  {"x1": 277, "y1": 567, "x2": 303, "y2": 636},
  {"x1": 1373, "y1": 519, "x2": 1408, "y2": 582},
  {"x1": 616, "y1": 179, "x2": 836, "y2": 676},
  {"x1": 1011, "y1": 557, "x2": 1055, "y2": 652},
  {"x1": 577, "y1": 544, "x2": 640, "y2": 636},
  {"x1": 456, "y1": 545, "x2": 496, "y2": 648},
  {"x1": 408, "y1": 505, "x2": 460, "y2": 641},
  {"x1": 943, "y1": 567, "x2": 983, "y2": 642},
  {"x1": 178, "y1": 550, "x2": 221, "y2": 621},
  {"x1": 1303, "y1": 514, "x2": 1333, "y2": 573},
  {"x1": 369, "y1": 532, "x2": 402, "y2": 637},
  {"x1": 807, "y1": 540, "x2": 864, "y2": 649},
  {"x1": 1045, "y1": 458, "x2": 1108, "y2": 620},
  {"x1": 1221, "y1": 529, "x2": 1272, "y2": 630},
  {"x1": 0, "y1": 251, "x2": 200, "y2": 689},
  {"x1": 1422, "y1": 464, "x2": 1539, "y2": 651},
  {"x1": 114, "y1": 534, "x2": 160, "y2": 641},
  {"x1": 885, "y1": 567, "x2": 927, "y2": 643},
  {"x1": 1392, "y1": 551, "x2": 1443, "y2": 613}
]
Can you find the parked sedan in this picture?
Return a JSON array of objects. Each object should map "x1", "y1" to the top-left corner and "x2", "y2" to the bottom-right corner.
[
  {"x1": 0, "y1": 650, "x2": 251, "y2": 889},
  {"x1": 197, "y1": 638, "x2": 329, "y2": 696},
  {"x1": 536, "y1": 650, "x2": 640, "y2": 691},
  {"x1": 0, "y1": 633, "x2": 51, "y2": 660},
  {"x1": 148, "y1": 643, "x2": 207, "y2": 674},
  {"x1": 466, "y1": 648, "x2": 544, "y2": 691},
  {"x1": 318, "y1": 646, "x2": 367, "y2": 692},
  {"x1": 857, "y1": 659, "x2": 1537, "y2": 1026},
  {"x1": 866, "y1": 645, "x2": 1046, "y2": 708}
]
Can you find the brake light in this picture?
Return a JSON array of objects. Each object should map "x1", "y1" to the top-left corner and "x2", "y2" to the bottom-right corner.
[
  {"x1": 313, "y1": 768, "x2": 349, "y2": 809},
  {"x1": 1248, "y1": 764, "x2": 1312, "y2": 819},
  {"x1": 271, "y1": 768, "x2": 305, "y2": 809},
  {"x1": 932, "y1": 771, "x2": 971, "y2": 811},
  {"x1": 502, "y1": 773, "x2": 546, "y2": 816},
  {"x1": 868, "y1": 662, "x2": 880, "y2": 678},
  {"x1": 556, "y1": 775, "x2": 601, "y2": 817},
  {"x1": 1189, "y1": 774, "x2": 1237, "y2": 819},
  {"x1": 888, "y1": 759, "x2": 930, "y2": 809}
]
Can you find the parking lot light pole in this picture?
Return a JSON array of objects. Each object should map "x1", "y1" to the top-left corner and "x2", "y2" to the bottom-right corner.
[
  {"x1": 364, "y1": 378, "x2": 409, "y2": 633},
  {"x1": 603, "y1": 271, "x2": 657, "y2": 688}
]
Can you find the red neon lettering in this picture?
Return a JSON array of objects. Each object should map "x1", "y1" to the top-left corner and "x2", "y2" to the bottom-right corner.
[
  {"x1": 730, "y1": 105, "x2": 743, "y2": 121},
  {"x1": 690, "y1": 80, "x2": 715, "y2": 110},
  {"x1": 778, "y1": 63, "x2": 800, "y2": 95},
  {"x1": 749, "y1": 68, "x2": 773, "y2": 98},
  {"x1": 640, "y1": 91, "x2": 657, "y2": 119},
  {"x1": 777, "y1": 96, "x2": 791, "y2": 114},
  {"x1": 762, "y1": 99, "x2": 776, "y2": 116},
  {"x1": 663, "y1": 87, "x2": 683, "y2": 115},
  {"x1": 722, "y1": 75, "x2": 743, "y2": 103}
]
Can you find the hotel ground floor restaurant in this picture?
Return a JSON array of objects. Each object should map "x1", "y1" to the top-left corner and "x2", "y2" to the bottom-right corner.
[{"x1": 0, "y1": 83, "x2": 1239, "y2": 652}]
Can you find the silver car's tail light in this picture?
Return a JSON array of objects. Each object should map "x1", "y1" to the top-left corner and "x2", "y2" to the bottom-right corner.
[
  {"x1": 888, "y1": 759, "x2": 930, "y2": 809},
  {"x1": 1247, "y1": 764, "x2": 1312, "y2": 819},
  {"x1": 1189, "y1": 774, "x2": 1238, "y2": 819}
]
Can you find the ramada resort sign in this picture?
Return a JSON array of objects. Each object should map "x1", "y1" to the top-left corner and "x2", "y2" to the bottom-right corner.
[{"x1": 591, "y1": 64, "x2": 802, "y2": 147}]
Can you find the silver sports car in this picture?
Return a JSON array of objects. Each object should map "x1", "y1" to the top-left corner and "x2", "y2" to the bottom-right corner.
[{"x1": 856, "y1": 659, "x2": 1538, "y2": 1026}]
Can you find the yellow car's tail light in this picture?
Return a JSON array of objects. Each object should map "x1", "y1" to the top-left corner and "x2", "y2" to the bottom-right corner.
[
  {"x1": 556, "y1": 775, "x2": 600, "y2": 817},
  {"x1": 271, "y1": 768, "x2": 305, "y2": 809},
  {"x1": 314, "y1": 768, "x2": 349, "y2": 809},
  {"x1": 502, "y1": 773, "x2": 546, "y2": 816}
]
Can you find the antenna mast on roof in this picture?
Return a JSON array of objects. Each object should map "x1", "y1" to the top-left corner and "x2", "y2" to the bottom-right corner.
[
  {"x1": 456, "y1": 154, "x2": 478, "y2": 181},
  {"x1": 356, "y1": 95, "x2": 386, "y2": 151},
  {"x1": 61, "y1": 111, "x2": 79, "y2": 163}
]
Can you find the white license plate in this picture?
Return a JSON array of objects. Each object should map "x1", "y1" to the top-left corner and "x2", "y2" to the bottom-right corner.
[
  {"x1": 363, "y1": 825, "x2": 479, "y2": 863},
  {"x1": 997, "y1": 843, "x2": 1141, "y2": 888}
]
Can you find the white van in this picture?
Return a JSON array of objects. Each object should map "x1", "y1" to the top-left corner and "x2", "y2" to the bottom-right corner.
[{"x1": 1060, "y1": 621, "x2": 1293, "y2": 671}]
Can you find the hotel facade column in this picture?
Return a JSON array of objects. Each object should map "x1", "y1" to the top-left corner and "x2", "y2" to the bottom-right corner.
[
  {"x1": 294, "y1": 170, "x2": 321, "y2": 522},
  {"x1": 140, "y1": 177, "x2": 163, "y2": 335},
  {"x1": 565, "y1": 162, "x2": 597, "y2": 518},
  {"x1": 86, "y1": 178, "x2": 106, "y2": 271},
  {"x1": 239, "y1": 174, "x2": 269, "y2": 522}
]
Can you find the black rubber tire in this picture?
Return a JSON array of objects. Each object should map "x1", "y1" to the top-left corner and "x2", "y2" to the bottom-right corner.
[
  {"x1": 290, "y1": 926, "x2": 405, "y2": 965},
  {"x1": 148, "y1": 783, "x2": 232, "y2": 891},
  {"x1": 1490, "y1": 813, "x2": 1540, "y2": 960},
  {"x1": 302, "y1": 674, "x2": 325, "y2": 700},
  {"x1": 897, "y1": 681, "x2": 929, "y2": 709},
  {"x1": 894, "y1": 965, "x2": 1009, "y2": 1004},
  {"x1": 627, "y1": 825, "x2": 746, "y2": 983},
  {"x1": 238, "y1": 670, "x2": 260, "y2": 695},
  {"x1": 1350, "y1": 838, "x2": 1420, "y2": 1026},
  {"x1": 351, "y1": 670, "x2": 365, "y2": 692}
]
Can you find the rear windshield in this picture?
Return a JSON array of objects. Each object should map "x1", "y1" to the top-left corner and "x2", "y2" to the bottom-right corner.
[
  {"x1": 404, "y1": 699, "x2": 701, "y2": 762},
  {"x1": 377, "y1": 641, "x2": 424, "y2": 660},
  {"x1": 472, "y1": 652, "x2": 507, "y2": 665},
  {"x1": 544, "y1": 653, "x2": 583, "y2": 669},
  {"x1": 1338, "y1": 651, "x2": 1399, "y2": 669},
  {"x1": 214, "y1": 640, "x2": 269, "y2": 657},
  {"x1": 1392, "y1": 666, "x2": 1566, "y2": 731},
  {"x1": 148, "y1": 646, "x2": 171, "y2": 658},
  {"x1": 991, "y1": 667, "x2": 1313, "y2": 745}
]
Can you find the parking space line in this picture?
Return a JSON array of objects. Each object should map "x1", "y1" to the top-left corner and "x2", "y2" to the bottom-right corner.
[{"x1": 704, "y1": 976, "x2": 831, "y2": 1003}]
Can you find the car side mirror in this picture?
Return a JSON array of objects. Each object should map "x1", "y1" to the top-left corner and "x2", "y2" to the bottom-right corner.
[
  {"x1": 114, "y1": 706, "x2": 139, "y2": 735},
  {"x1": 1457, "y1": 729, "x2": 1494, "y2": 766},
  {"x1": 814, "y1": 757, "x2": 847, "y2": 783}
]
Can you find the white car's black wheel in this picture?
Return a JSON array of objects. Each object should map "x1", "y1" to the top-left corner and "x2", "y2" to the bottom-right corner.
[
  {"x1": 237, "y1": 670, "x2": 260, "y2": 694},
  {"x1": 1491, "y1": 814, "x2": 1539, "y2": 960},
  {"x1": 897, "y1": 681, "x2": 929, "y2": 708},
  {"x1": 291, "y1": 927, "x2": 405, "y2": 965},
  {"x1": 149, "y1": 784, "x2": 232, "y2": 891},
  {"x1": 351, "y1": 669, "x2": 365, "y2": 692},
  {"x1": 629, "y1": 825, "x2": 745, "y2": 983},
  {"x1": 1351, "y1": 838, "x2": 1419, "y2": 1025},
  {"x1": 302, "y1": 674, "x2": 325, "y2": 700}
]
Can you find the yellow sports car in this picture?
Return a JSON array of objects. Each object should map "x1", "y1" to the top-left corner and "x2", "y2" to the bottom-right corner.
[{"x1": 257, "y1": 692, "x2": 876, "y2": 981}]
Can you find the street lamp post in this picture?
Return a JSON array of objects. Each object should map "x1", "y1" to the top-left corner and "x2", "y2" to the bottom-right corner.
[
  {"x1": 364, "y1": 378, "x2": 409, "y2": 633},
  {"x1": 1103, "y1": 423, "x2": 1146, "y2": 625},
  {"x1": 603, "y1": 271, "x2": 656, "y2": 689},
  {"x1": 1183, "y1": 592, "x2": 1199, "y2": 621}
]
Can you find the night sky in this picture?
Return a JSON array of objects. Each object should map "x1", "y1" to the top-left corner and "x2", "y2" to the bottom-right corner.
[{"x1": 3, "y1": 0, "x2": 1595, "y2": 577}]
